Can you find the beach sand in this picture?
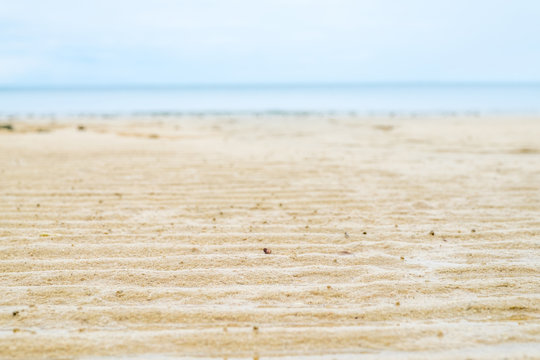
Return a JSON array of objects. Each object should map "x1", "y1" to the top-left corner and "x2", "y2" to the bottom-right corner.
[{"x1": 0, "y1": 115, "x2": 539, "y2": 359}]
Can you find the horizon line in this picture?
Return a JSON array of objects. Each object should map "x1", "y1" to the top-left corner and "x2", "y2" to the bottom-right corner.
[{"x1": 2, "y1": 81, "x2": 540, "y2": 91}]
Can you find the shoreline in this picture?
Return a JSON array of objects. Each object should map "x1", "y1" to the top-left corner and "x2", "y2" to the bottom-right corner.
[{"x1": 1, "y1": 111, "x2": 539, "y2": 123}]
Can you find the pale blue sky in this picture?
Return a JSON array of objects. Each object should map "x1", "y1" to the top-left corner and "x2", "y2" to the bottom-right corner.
[{"x1": 1, "y1": 0, "x2": 539, "y2": 86}]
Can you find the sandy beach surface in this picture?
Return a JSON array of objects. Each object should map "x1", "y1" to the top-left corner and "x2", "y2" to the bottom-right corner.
[{"x1": 0, "y1": 115, "x2": 539, "y2": 359}]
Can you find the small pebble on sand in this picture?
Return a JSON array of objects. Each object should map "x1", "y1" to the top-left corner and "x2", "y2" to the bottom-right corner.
[{"x1": 263, "y1": 248, "x2": 271, "y2": 254}]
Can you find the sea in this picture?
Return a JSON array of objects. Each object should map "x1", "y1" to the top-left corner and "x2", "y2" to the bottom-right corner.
[{"x1": 1, "y1": 83, "x2": 539, "y2": 116}]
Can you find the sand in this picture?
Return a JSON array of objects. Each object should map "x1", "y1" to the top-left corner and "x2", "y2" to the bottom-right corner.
[{"x1": 0, "y1": 115, "x2": 539, "y2": 359}]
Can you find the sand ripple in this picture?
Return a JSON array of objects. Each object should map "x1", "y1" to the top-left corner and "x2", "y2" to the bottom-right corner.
[{"x1": 1, "y1": 116, "x2": 539, "y2": 358}]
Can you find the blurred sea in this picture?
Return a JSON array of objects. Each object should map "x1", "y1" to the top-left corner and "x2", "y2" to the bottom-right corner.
[{"x1": 1, "y1": 83, "x2": 539, "y2": 116}]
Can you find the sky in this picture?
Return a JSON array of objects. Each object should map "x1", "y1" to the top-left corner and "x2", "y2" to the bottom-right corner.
[{"x1": 1, "y1": 0, "x2": 539, "y2": 86}]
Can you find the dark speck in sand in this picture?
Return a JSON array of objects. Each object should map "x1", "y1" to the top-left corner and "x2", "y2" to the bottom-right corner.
[
  {"x1": 263, "y1": 248, "x2": 272, "y2": 254},
  {"x1": 471, "y1": 229, "x2": 476, "y2": 233},
  {"x1": 12, "y1": 311, "x2": 19, "y2": 316},
  {"x1": 36, "y1": 204, "x2": 40, "y2": 208},
  {"x1": 374, "y1": 124, "x2": 394, "y2": 131},
  {"x1": 363, "y1": 231, "x2": 367, "y2": 235},
  {"x1": 77, "y1": 125, "x2": 86, "y2": 131},
  {"x1": 338, "y1": 250, "x2": 352, "y2": 255},
  {"x1": 430, "y1": 230, "x2": 435, "y2": 236},
  {"x1": 253, "y1": 326, "x2": 259, "y2": 331},
  {"x1": 344, "y1": 232, "x2": 349, "y2": 238}
]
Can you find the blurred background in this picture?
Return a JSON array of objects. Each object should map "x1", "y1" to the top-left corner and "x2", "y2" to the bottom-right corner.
[{"x1": 1, "y1": 0, "x2": 540, "y2": 115}]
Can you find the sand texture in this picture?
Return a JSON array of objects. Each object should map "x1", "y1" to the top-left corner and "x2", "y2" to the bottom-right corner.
[{"x1": 0, "y1": 115, "x2": 539, "y2": 359}]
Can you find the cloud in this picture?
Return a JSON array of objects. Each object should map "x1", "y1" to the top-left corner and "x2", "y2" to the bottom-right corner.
[
  {"x1": 1, "y1": 0, "x2": 539, "y2": 85},
  {"x1": 0, "y1": 56, "x2": 42, "y2": 83}
]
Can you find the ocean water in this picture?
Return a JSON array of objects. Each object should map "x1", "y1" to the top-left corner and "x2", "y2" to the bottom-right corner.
[{"x1": 0, "y1": 83, "x2": 539, "y2": 115}]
